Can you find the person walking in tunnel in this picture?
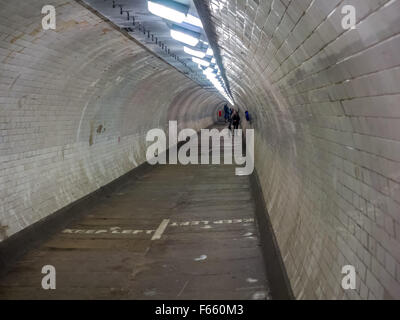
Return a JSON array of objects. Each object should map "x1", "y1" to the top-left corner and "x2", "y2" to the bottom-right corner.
[
  {"x1": 228, "y1": 107, "x2": 233, "y2": 130},
  {"x1": 232, "y1": 110, "x2": 240, "y2": 134},
  {"x1": 245, "y1": 110, "x2": 251, "y2": 123},
  {"x1": 223, "y1": 103, "x2": 229, "y2": 123}
]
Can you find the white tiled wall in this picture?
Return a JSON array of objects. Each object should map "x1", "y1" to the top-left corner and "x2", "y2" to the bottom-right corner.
[{"x1": 204, "y1": 0, "x2": 400, "y2": 299}]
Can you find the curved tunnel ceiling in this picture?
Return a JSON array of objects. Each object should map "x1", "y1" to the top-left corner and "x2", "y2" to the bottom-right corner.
[{"x1": 80, "y1": 0, "x2": 232, "y2": 98}]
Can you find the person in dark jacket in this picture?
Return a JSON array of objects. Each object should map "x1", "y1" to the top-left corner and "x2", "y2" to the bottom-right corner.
[
  {"x1": 228, "y1": 108, "x2": 233, "y2": 130},
  {"x1": 223, "y1": 104, "x2": 229, "y2": 123},
  {"x1": 245, "y1": 110, "x2": 250, "y2": 122},
  {"x1": 232, "y1": 110, "x2": 240, "y2": 132}
]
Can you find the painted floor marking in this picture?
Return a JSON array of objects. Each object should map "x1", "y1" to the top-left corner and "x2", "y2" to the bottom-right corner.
[
  {"x1": 62, "y1": 227, "x2": 155, "y2": 235},
  {"x1": 151, "y1": 219, "x2": 170, "y2": 240},
  {"x1": 169, "y1": 218, "x2": 254, "y2": 227},
  {"x1": 61, "y1": 217, "x2": 254, "y2": 238}
]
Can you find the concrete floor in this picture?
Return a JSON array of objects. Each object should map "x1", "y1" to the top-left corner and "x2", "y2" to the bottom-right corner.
[{"x1": 0, "y1": 125, "x2": 270, "y2": 300}]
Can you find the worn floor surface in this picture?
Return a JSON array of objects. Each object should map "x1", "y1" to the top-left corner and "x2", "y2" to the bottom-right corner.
[{"x1": 0, "y1": 125, "x2": 270, "y2": 299}]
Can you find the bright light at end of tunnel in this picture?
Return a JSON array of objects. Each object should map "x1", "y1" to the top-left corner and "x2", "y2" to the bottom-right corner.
[
  {"x1": 148, "y1": 1, "x2": 186, "y2": 23},
  {"x1": 204, "y1": 68, "x2": 232, "y2": 104},
  {"x1": 184, "y1": 46, "x2": 206, "y2": 58},
  {"x1": 171, "y1": 29, "x2": 199, "y2": 46}
]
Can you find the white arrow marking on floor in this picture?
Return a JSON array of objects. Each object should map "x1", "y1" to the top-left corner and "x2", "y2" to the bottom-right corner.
[{"x1": 151, "y1": 219, "x2": 170, "y2": 240}]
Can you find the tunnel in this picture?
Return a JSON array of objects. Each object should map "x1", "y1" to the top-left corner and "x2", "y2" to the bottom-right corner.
[{"x1": 0, "y1": 0, "x2": 399, "y2": 301}]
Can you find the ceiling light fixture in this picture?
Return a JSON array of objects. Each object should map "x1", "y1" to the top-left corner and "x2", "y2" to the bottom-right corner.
[
  {"x1": 192, "y1": 57, "x2": 210, "y2": 67},
  {"x1": 183, "y1": 14, "x2": 203, "y2": 28},
  {"x1": 184, "y1": 46, "x2": 206, "y2": 58},
  {"x1": 203, "y1": 67, "x2": 217, "y2": 74},
  {"x1": 170, "y1": 25, "x2": 200, "y2": 46},
  {"x1": 147, "y1": 0, "x2": 189, "y2": 23}
]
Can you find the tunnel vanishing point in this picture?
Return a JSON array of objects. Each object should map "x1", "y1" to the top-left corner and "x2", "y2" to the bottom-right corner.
[{"x1": 0, "y1": 0, "x2": 400, "y2": 300}]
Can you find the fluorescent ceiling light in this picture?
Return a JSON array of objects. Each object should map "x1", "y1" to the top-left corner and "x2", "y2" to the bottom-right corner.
[
  {"x1": 192, "y1": 57, "x2": 210, "y2": 67},
  {"x1": 170, "y1": 25, "x2": 200, "y2": 46},
  {"x1": 184, "y1": 46, "x2": 206, "y2": 58},
  {"x1": 183, "y1": 14, "x2": 203, "y2": 28},
  {"x1": 203, "y1": 67, "x2": 217, "y2": 74},
  {"x1": 211, "y1": 58, "x2": 216, "y2": 63},
  {"x1": 206, "y1": 47, "x2": 213, "y2": 56},
  {"x1": 206, "y1": 75, "x2": 217, "y2": 82},
  {"x1": 171, "y1": 29, "x2": 199, "y2": 46},
  {"x1": 148, "y1": 1, "x2": 189, "y2": 23},
  {"x1": 204, "y1": 70, "x2": 217, "y2": 78}
]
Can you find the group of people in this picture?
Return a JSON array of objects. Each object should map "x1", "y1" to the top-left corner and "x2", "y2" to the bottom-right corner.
[
  {"x1": 223, "y1": 104, "x2": 240, "y2": 131},
  {"x1": 223, "y1": 104, "x2": 250, "y2": 132}
]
